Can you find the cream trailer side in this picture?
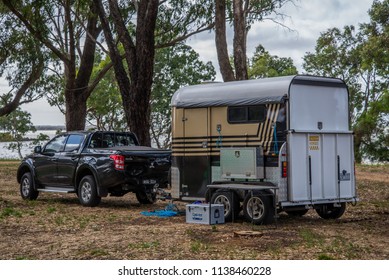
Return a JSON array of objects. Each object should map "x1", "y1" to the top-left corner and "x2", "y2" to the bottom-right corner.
[{"x1": 170, "y1": 75, "x2": 357, "y2": 224}]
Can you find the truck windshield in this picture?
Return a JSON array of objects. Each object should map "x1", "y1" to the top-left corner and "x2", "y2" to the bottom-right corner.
[{"x1": 88, "y1": 132, "x2": 137, "y2": 148}]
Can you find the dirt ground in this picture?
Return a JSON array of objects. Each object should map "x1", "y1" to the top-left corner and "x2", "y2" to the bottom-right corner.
[{"x1": 0, "y1": 161, "x2": 388, "y2": 260}]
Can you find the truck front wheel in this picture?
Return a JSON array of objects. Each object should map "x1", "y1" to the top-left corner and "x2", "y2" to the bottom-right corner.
[
  {"x1": 20, "y1": 172, "x2": 39, "y2": 200},
  {"x1": 243, "y1": 192, "x2": 274, "y2": 225},
  {"x1": 78, "y1": 175, "x2": 101, "y2": 207}
]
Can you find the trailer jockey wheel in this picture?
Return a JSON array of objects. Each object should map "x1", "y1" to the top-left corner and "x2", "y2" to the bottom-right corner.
[
  {"x1": 243, "y1": 191, "x2": 274, "y2": 225},
  {"x1": 315, "y1": 203, "x2": 346, "y2": 219},
  {"x1": 211, "y1": 190, "x2": 240, "y2": 222}
]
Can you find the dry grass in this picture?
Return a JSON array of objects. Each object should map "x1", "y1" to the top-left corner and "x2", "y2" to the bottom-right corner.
[{"x1": 0, "y1": 161, "x2": 388, "y2": 260}]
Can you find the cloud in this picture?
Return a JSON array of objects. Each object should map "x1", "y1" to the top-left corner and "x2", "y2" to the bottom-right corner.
[{"x1": 191, "y1": 0, "x2": 374, "y2": 73}]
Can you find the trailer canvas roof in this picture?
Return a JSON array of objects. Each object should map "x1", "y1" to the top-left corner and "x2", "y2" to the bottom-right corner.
[{"x1": 171, "y1": 75, "x2": 346, "y2": 108}]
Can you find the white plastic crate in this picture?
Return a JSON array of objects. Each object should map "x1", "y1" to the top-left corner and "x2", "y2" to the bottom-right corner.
[{"x1": 186, "y1": 204, "x2": 225, "y2": 225}]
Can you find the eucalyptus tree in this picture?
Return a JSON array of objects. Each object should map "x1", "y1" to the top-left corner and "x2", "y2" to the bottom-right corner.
[
  {"x1": 95, "y1": 0, "x2": 214, "y2": 146},
  {"x1": 0, "y1": 3, "x2": 46, "y2": 116},
  {"x1": 215, "y1": 0, "x2": 293, "y2": 81},
  {"x1": 248, "y1": 44, "x2": 297, "y2": 78},
  {"x1": 1, "y1": 0, "x2": 111, "y2": 131}
]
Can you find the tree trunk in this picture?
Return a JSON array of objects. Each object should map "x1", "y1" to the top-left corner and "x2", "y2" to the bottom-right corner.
[
  {"x1": 64, "y1": 1, "x2": 100, "y2": 131},
  {"x1": 233, "y1": 0, "x2": 248, "y2": 80},
  {"x1": 215, "y1": 0, "x2": 235, "y2": 82},
  {"x1": 353, "y1": 128, "x2": 363, "y2": 164},
  {"x1": 96, "y1": 0, "x2": 158, "y2": 146},
  {"x1": 64, "y1": 88, "x2": 88, "y2": 131},
  {"x1": 128, "y1": 0, "x2": 159, "y2": 146}
]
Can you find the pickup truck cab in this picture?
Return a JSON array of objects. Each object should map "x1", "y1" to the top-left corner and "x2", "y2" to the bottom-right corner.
[{"x1": 17, "y1": 131, "x2": 171, "y2": 206}]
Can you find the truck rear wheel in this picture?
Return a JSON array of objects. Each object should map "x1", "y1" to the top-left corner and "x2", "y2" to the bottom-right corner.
[
  {"x1": 211, "y1": 190, "x2": 240, "y2": 222},
  {"x1": 78, "y1": 175, "x2": 101, "y2": 207},
  {"x1": 136, "y1": 190, "x2": 157, "y2": 204},
  {"x1": 20, "y1": 172, "x2": 39, "y2": 200},
  {"x1": 315, "y1": 203, "x2": 346, "y2": 219},
  {"x1": 243, "y1": 192, "x2": 274, "y2": 225}
]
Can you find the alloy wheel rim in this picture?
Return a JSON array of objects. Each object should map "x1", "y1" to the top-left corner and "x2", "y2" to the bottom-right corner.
[
  {"x1": 246, "y1": 197, "x2": 264, "y2": 219},
  {"x1": 215, "y1": 195, "x2": 230, "y2": 215},
  {"x1": 22, "y1": 178, "x2": 30, "y2": 196},
  {"x1": 81, "y1": 182, "x2": 92, "y2": 202}
]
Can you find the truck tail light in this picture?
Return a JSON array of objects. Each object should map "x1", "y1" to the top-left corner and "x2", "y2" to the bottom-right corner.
[
  {"x1": 282, "y1": 161, "x2": 288, "y2": 178},
  {"x1": 110, "y1": 155, "x2": 125, "y2": 171}
]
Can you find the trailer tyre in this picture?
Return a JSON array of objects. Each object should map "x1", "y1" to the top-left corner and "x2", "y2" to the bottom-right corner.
[
  {"x1": 316, "y1": 203, "x2": 346, "y2": 219},
  {"x1": 211, "y1": 190, "x2": 240, "y2": 222},
  {"x1": 243, "y1": 192, "x2": 274, "y2": 225}
]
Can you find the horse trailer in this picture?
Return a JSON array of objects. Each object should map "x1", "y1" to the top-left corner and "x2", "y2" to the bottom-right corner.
[{"x1": 170, "y1": 75, "x2": 357, "y2": 224}]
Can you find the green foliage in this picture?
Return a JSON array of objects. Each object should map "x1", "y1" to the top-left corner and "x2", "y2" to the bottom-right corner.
[
  {"x1": 248, "y1": 44, "x2": 298, "y2": 78},
  {"x1": 151, "y1": 44, "x2": 216, "y2": 148},
  {"x1": 0, "y1": 1, "x2": 60, "y2": 114},
  {"x1": 0, "y1": 106, "x2": 36, "y2": 159},
  {"x1": 155, "y1": 0, "x2": 214, "y2": 47},
  {"x1": 87, "y1": 57, "x2": 126, "y2": 131},
  {"x1": 0, "y1": 132, "x2": 13, "y2": 142}
]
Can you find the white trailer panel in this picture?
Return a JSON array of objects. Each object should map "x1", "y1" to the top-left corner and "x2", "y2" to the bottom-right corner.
[
  {"x1": 289, "y1": 84, "x2": 349, "y2": 132},
  {"x1": 287, "y1": 80, "x2": 355, "y2": 204}
]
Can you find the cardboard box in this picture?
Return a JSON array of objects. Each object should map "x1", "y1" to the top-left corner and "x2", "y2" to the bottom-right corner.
[{"x1": 186, "y1": 204, "x2": 225, "y2": 225}]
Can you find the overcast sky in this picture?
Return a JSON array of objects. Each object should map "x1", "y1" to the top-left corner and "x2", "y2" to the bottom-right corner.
[{"x1": 9, "y1": 0, "x2": 375, "y2": 125}]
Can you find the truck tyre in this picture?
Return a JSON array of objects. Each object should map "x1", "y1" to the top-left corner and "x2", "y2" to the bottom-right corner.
[
  {"x1": 136, "y1": 190, "x2": 157, "y2": 204},
  {"x1": 20, "y1": 172, "x2": 39, "y2": 200},
  {"x1": 243, "y1": 192, "x2": 274, "y2": 225},
  {"x1": 211, "y1": 190, "x2": 240, "y2": 222},
  {"x1": 78, "y1": 175, "x2": 101, "y2": 207},
  {"x1": 316, "y1": 203, "x2": 346, "y2": 219}
]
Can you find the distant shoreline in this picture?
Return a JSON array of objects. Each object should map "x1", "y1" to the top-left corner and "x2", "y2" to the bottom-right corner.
[{"x1": 34, "y1": 125, "x2": 66, "y2": 130}]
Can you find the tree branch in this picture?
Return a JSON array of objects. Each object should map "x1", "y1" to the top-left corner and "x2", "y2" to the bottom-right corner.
[{"x1": 2, "y1": 0, "x2": 70, "y2": 64}]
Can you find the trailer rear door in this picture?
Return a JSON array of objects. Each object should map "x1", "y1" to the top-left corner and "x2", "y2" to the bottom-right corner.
[
  {"x1": 288, "y1": 133, "x2": 355, "y2": 202},
  {"x1": 287, "y1": 80, "x2": 356, "y2": 203}
]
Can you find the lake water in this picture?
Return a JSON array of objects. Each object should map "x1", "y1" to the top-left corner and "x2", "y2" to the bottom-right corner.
[{"x1": 0, "y1": 130, "x2": 58, "y2": 159}]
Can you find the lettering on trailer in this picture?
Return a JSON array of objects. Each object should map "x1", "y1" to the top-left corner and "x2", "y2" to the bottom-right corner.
[{"x1": 309, "y1": 135, "x2": 320, "y2": 151}]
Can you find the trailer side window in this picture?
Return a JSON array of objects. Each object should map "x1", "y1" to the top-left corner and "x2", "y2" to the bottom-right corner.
[{"x1": 228, "y1": 105, "x2": 266, "y2": 123}]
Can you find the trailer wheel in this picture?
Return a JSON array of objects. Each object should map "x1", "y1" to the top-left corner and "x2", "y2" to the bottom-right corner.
[
  {"x1": 315, "y1": 203, "x2": 346, "y2": 219},
  {"x1": 211, "y1": 190, "x2": 240, "y2": 222},
  {"x1": 243, "y1": 192, "x2": 274, "y2": 225}
]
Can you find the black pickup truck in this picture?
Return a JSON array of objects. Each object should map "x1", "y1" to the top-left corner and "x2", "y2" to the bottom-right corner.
[{"x1": 16, "y1": 131, "x2": 171, "y2": 206}]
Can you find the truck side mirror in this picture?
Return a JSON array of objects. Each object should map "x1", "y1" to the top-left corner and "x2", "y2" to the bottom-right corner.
[{"x1": 34, "y1": 146, "x2": 42, "y2": 154}]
